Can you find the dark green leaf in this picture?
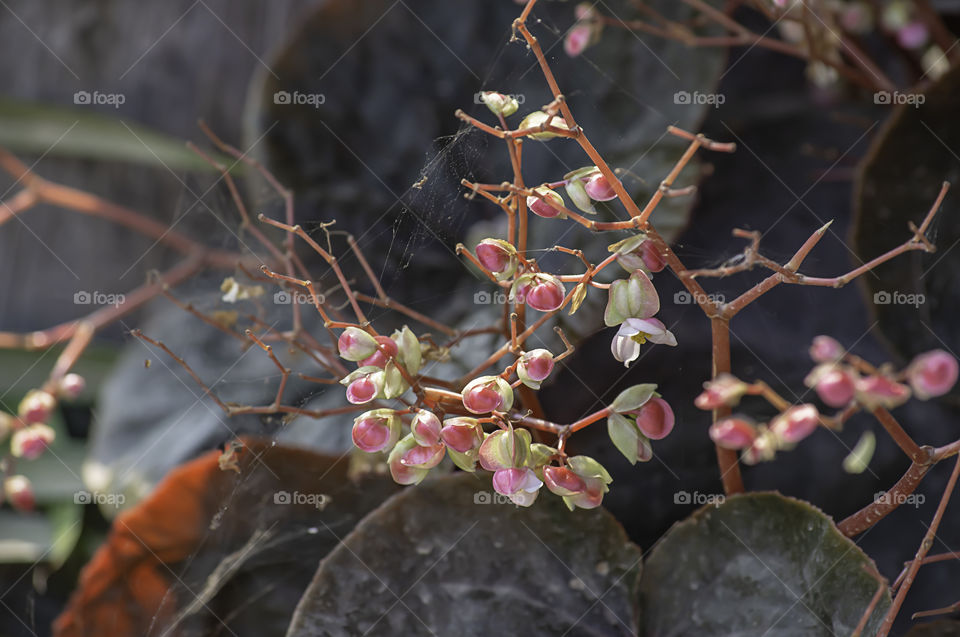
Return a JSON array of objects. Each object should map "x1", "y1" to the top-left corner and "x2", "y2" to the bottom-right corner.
[
  {"x1": 640, "y1": 492, "x2": 890, "y2": 636},
  {"x1": 288, "y1": 473, "x2": 642, "y2": 636}
]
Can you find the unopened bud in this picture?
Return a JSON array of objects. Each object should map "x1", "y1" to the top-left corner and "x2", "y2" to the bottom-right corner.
[
  {"x1": 709, "y1": 417, "x2": 757, "y2": 450},
  {"x1": 584, "y1": 172, "x2": 618, "y2": 201},
  {"x1": 359, "y1": 335, "x2": 398, "y2": 368},
  {"x1": 526, "y1": 186, "x2": 565, "y2": 219},
  {"x1": 630, "y1": 397, "x2": 675, "y2": 440},
  {"x1": 480, "y1": 91, "x2": 519, "y2": 117},
  {"x1": 58, "y1": 373, "x2": 86, "y2": 400},
  {"x1": 4, "y1": 475, "x2": 34, "y2": 512},
  {"x1": 518, "y1": 111, "x2": 569, "y2": 141},
  {"x1": 440, "y1": 417, "x2": 484, "y2": 472},
  {"x1": 11, "y1": 424, "x2": 56, "y2": 460},
  {"x1": 345, "y1": 374, "x2": 381, "y2": 404},
  {"x1": 411, "y1": 409, "x2": 442, "y2": 447},
  {"x1": 547, "y1": 455, "x2": 612, "y2": 510},
  {"x1": 476, "y1": 238, "x2": 519, "y2": 279},
  {"x1": 854, "y1": 374, "x2": 911, "y2": 410},
  {"x1": 18, "y1": 390, "x2": 56, "y2": 425},
  {"x1": 512, "y1": 273, "x2": 565, "y2": 313},
  {"x1": 804, "y1": 365, "x2": 856, "y2": 408},
  {"x1": 462, "y1": 376, "x2": 514, "y2": 414},
  {"x1": 388, "y1": 435, "x2": 433, "y2": 485},
  {"x1": 440, "y1": 418, "x2": 484, "y2": 453},
  {"x1": 769, "y1": 404, "x2": 820, "y2": 444},
  {"x1": 907, "y1": 349, "x2": 958, "y2": 399},
  {"x1": 694, "y1": 373, "x2": 749, "y2": 410},
  {"x1": 351, "y1": 409, "x2": 401, "y2": 453},
  {"x1": 517, "y1": 349, "x2": 555, "y2": 389},
  {"x1": 338, "y1": 327, "x2": 379, "y2": 362},
  {"x1": 809, "y1": 335, "x2": 844, "y2": 363}
]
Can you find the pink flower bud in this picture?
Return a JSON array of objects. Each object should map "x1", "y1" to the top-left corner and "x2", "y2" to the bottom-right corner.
[
  {"x1": 476, "y1": 238, "x2": 518, "y2": 278},
  {"x1": 694, "y1": 373, "x2": 748, "y2": 410},
  {"x1": 709, "y1": 417, "x2": 757, "y2": 450},
  {"x1": 440, "y1": 418, "x2": 484, "y2": 453},
  {"x1": 411, "y1": 409, "x2": 442, "y2": 447},
  {"x1": 546, "y1": 456, "x2": 612, "y2": 510},
  {"x1": 338, "y1": 327, "x2": 379, "y2": 362},
  {"x1": 462, "y1": 376, "x2": 514, "y2": 414},
  {"x1": 388, "y1": 435, "x2": 432, "y2": 485},
  {"x1": 542, "y1": 465, "x2": 587, "y2": 497},
  {"x1": 359, "y1": 336, "x2": 398, "y2": 368},
  {"x1": 907, "y1": 349, "x2": 958, "y2": 399},
  {"x1": 11, "y1": 424, "x2": 56, "y2": 459},
  {"x1": 630, "y1": 397, "x2": 674, "y2": 440},
  {"x1": 583, "y1": 173, "x2": 618, "y2": 201},
  {"x1": 351, "y1": 410, "x2": 400, "y2": 453},
  {"x1": 809, "y1": 335, "x2": 844, "y2": 363},
  {"x1": 517, "y1": 349, "x2": 554, "y2": 389},
  {"x1": 564, "y1": 23, "x2": 593, "y2": 57},
  {"x1": 526, "y1": 186, "x2": 565, "y2": 219},
  {"x1": 855, "y1": 374, "x2": 911, "y2": 410},
  {"x1": 345, "y1": 375, "x2": 380, "y2": 404},
  {"x1": 769, "y1": 404, "x2": 820, "y2": 444},
  {"x1": 527, "y1": 278, "x2": 564, "y2": 312},
  {"x1": 492, "y1": 467, "x2": 542, "y2": 507},
  {"x1": 58, "y1": 373, "x2": 86, "y2": 400},
  {"x1": 897, "y1": 21, "x2": 929, "y2": 49},
  {"x1": 18, "y1": 390, "x2": 56, "y2": 425},
  {"x1": 4, "y1": 475, "x2": 34, "y2": 512},
  {"x1": 639, "y1": 241, "x2": 665, "y2": 272},
  {"x1": 399, "y1": 441, "x2": 446, "y2": 469},
  {"x1": 813, "y1": 367, "x2": 856, "y2": 407},
  {"x1": 840, "y1": 3, "x2": 872, "y2": 33}
]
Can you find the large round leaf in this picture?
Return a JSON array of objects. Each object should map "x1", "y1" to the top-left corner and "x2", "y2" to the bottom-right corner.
[
  {"x1": 640, "y1": 493, "x2": 890, "y2": 636},
  {"x1": 287, "y1": 472, "x2": 643, "y2": 636},
  {"x1": 56, "y1": 439, "x2": 399, "y2": 637}
]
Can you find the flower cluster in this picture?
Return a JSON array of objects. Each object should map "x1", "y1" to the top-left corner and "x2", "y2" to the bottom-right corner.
[
  {"x1": 699, "y1": 336, "x2": 958, "y2": 465},
  {"x1": 320, "y1": 89, "x2": 690, "y2": 510},
  {"x1": 336, "y1": 313, "x2": 678, "y2": 509},
  {"x1": 803, "y1": 336, "x2": 957, "y2": 409},
  {"x1": 1, "y1": 373, "x2": 84, "y2": 512}
]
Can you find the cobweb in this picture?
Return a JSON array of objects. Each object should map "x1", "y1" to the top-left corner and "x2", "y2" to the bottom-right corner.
[{"x1": 70, "y1": 1, "x2": 725, "y2": 634}]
